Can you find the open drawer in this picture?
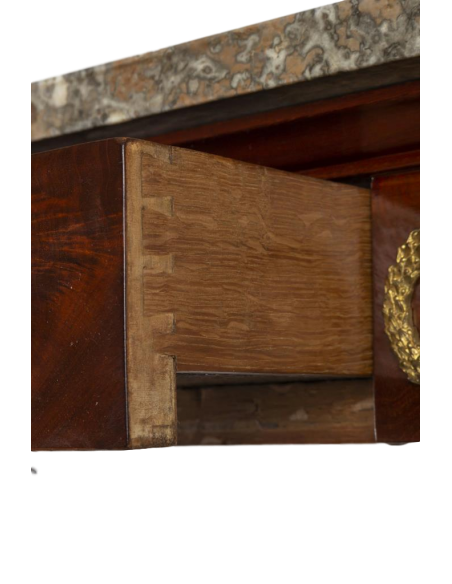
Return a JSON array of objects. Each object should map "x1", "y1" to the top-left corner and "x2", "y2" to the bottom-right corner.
[{"x1": 31, "y1": 138, "x2": 419, "y2": 449}]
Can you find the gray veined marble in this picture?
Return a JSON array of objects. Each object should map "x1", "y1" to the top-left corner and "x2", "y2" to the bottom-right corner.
[{"x1": 31, "y1": 0, "x2": 420, "y2": 142}]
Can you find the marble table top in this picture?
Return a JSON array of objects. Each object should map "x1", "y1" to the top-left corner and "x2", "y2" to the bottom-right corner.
[{"x1": 31, "y1": 0, "x2": 420, "y2": 142}]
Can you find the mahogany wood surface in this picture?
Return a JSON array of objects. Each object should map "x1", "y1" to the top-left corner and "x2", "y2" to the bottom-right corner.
[
  {"x1": 32, "y1": 139, "x2": 127, "y2": 449},
  {"x1": 372, "y1": 171, "x2": 420, "y2": 443},
  {"x1": 153, "y1": 82, "x2": 420, "y2": 180}
]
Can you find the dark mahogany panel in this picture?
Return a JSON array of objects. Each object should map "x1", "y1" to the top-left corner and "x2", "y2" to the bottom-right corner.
[
  {"x1": 32, "y1": 139, "x2": 127, "y2": 449},
  {"x1": 372, "y1": 171, "x2": 420, "y2": 443},
  {"x1": 165, "y1": 82, "x2": 419, "y2": 178}
]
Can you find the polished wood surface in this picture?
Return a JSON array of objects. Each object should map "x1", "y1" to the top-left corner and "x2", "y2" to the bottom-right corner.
[
  {"x1": 372, "y1": 171, "x2": 420, "y2": 443},
  {"x1": 32, "y1": 140, "x2": 127, "y2": 449},
  {"x1": 156, "y1": 82, "x2": 419, "y2": 180},
  {"x1": 302, "y1": 150, "x2": 419, "y2": 181},
  {"x1": 178, "y1": 378, "x2": 374, "y2": 445},
  {"x1": 133, "y1": 140, "x2": 372, "y2": 376}
]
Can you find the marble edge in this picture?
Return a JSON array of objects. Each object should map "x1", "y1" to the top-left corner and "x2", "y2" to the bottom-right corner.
[{"x1": 31, "y1": 0, "x2": 420, "y2": 142}]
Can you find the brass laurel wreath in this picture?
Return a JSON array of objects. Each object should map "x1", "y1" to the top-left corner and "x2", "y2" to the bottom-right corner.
[{"x1": 383, "y1": 229, "x2": 420, "y2": 384}]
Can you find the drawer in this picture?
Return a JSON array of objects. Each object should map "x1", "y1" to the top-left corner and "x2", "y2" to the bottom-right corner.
[{"x1": 32, "y1": 138, "x2": 373, "y2": 449}]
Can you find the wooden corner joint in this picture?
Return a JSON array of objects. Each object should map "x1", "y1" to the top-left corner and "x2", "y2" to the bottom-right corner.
[{"x1": 126, "y1": 142, "x2": 177, "y2": 449}]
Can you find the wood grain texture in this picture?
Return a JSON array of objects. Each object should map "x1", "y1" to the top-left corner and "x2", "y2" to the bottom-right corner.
[
  {"x1": 372, "y1": 171, "x2": 420, "y2": 443},
  {"x1": 32, "y1": 137, "x2": 373, "y2": 450},
  {"x1": 157, "y1": 81, "x2": 419, "y2": 179},
  {"x1": 32, "y1": 139, "x2": 127, "y2": 449},
  {"x1": 130, "y1": 140, "x2": 372, "y2": 377},
  {"x1": 32, "y1": 138, "x2": 178, "y2": 450},
  {"x1": 125, "y1": 141, "x2": 177, "y2": 448},
  {"x1": 299, "y1": 150, "x2": 420, "y2": 181},
  {"x1": 177, "y1": 378, "x2": 375, "y2": 445}
]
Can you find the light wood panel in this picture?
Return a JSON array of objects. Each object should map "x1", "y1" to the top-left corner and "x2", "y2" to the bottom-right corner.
[
  {"x1": 124, "y1": 139, "x2": 372, "y2": 446},
  {"x1": 131, "y1": 140, "x2": 372, "y2": 375}
]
